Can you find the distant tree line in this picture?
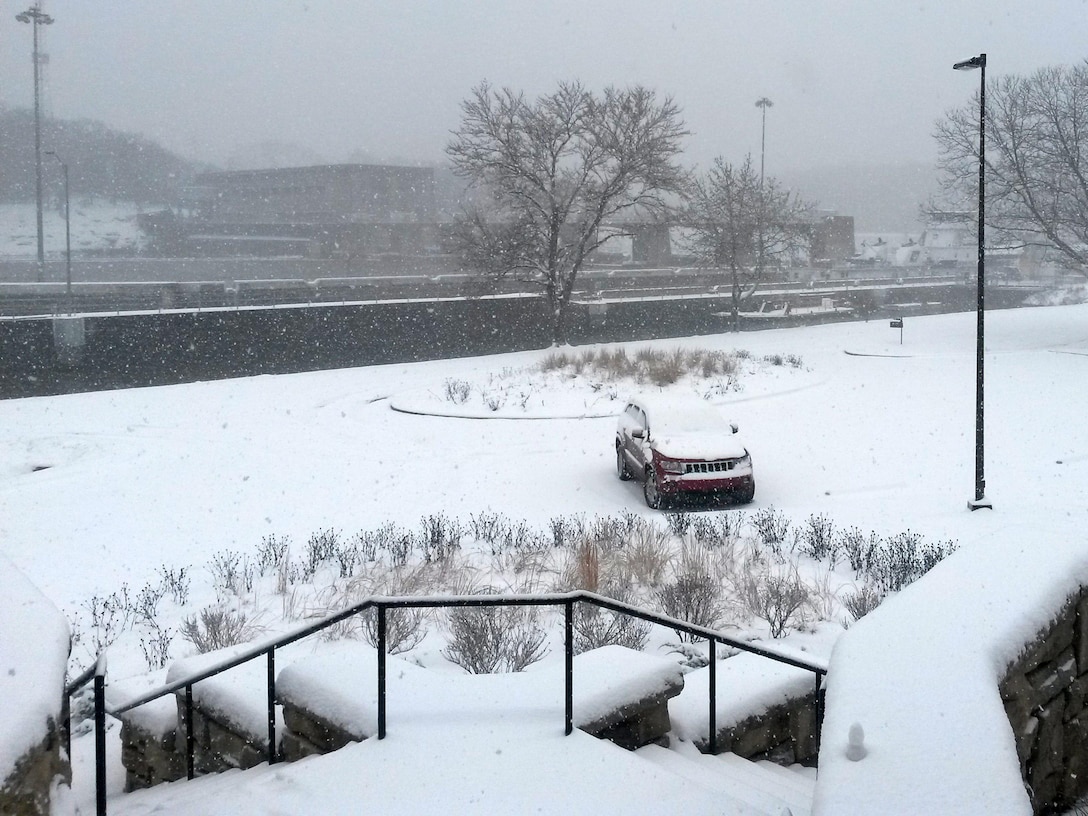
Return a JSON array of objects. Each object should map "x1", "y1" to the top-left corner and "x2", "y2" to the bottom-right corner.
[{"x1": 0, "y1": 105, "x2": 200, "y2": 207}]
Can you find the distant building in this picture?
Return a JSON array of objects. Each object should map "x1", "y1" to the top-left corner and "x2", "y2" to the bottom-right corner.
[
  {"x1": 808, "y1": 215, "x2": 855, "y2": 265},
  {"x1": 155, "y1": 164, "x2": 439, "y2": 257},
  {"x1": 188, "y1": 164, "x2": 436, "y2": 224}
]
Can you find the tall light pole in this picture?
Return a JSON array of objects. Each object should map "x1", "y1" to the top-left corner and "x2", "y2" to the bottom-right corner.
[
  {"x1": 755, "y1": 97, "x2": 773, "y2": 298},
  {"x1": 755, "y1": 97, "x2": 774, "y2": 189},
  {"x1": 953, "y1": 53, "x2": 991, "y2": 510},
  {"x1": 45, "y1": 150, "x2": 71, "y2": 304},
  {"x1": 16, "y1": 3, "x2": 54, "y2": 282}
]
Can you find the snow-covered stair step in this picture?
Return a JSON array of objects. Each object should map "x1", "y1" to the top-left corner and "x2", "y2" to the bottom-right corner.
[
  {"x1": 636, "y1": 743, "x2": 813, "y2": 816},
  {"x1": 750, "y1": 757, "x2": 816, "y2": 797},
  {"x1": 716, "y1": 753, "x2": 815, "y2": 808}
]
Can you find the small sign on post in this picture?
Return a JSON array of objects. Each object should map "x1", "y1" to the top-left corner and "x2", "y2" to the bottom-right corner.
[{"x1": 889, "y1": 317, "x2": 904, "y2": 345}]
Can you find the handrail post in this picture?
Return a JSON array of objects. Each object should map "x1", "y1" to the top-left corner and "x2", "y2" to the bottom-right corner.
[
  {"x1": 814, "y1": 672, "x2": 824, "y2": 757},
  {"x1": 266, "y1": 649, "x2": 277, "y2": 764},
  {"x1": 184, "y1": 684, "x2": 195, "y2": 780},
  {"x1": 94, "y1": 653, "x2": 107, "y2": 816},
  {"x1": 708, "y1": 636, "x2": 717, "y2": 755},
  {"x1": 377, "y1": 604, "x2": 387, "y2": 740},
  {"x1": 564, "y1": 599, "x2": 573, "y2": 736}
]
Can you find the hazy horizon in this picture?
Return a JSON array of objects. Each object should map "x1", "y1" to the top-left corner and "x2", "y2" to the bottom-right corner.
[{"x1": 2, "y1": 1, "x2": 1086, "y2": 175}]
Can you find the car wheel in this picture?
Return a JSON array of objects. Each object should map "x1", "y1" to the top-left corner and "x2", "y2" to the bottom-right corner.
[
  {"x1": 735, "y1": 482, "x2": 756, "y2": 505},
  {"x1": 616, "y1": 446, "x2": 632, "y2": 481},
  {"x1": 643, "y1": 469, "x2": 662, "y2": 509}
]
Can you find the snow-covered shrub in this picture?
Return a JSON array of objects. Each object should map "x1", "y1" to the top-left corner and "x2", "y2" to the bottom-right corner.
[
  {"x1": 157, "y1": 565, "x2": 191, "y2": 605},
  {"x1": 841, "y1": 583, "x2": 884, "y2": 624},
  {"x1": 548, "y1": 514, "x2": 585, "y2": 548},
  {"x1": 358, "y1": 606, "x2": 428, "y2": 655},
  {"x1": 655, "y1": 574, "x2": 724, "y2": 640},
  {"x1": 139, "y1": 622, "x2": 174, "y2": 670},
  {"x1": 572, "y1": 593, "x2": 650, "y2": 655},
  {"x1": 419, "y1": 513, "x2": 463, "y2": 562},
  {"x1": 655, "y1": 544, "x2": 728, "y2": 639},
  {"x1": 209, "y1": 550, "x2": 244, "y2": 596},
  {"x1": 867, "y1": 532, "x2": 958, "y2": 593},
  {"x1": 134, "y1": 580, "x2": 168, "y2": 625},
  {"x1": 256, "y1": 534, "x2": 290, "y2": 575},
  {"x1": 443, "y1": 378, "x2": 472, "y2": 404},
  {"x1": 664, "y1": 511, "x2": 692, "y2": 538},
  {"x1": 442, "y1": 600, "x2": 548, "y2": 673},
  {"x1": 180, "y1": 605, "x2": 258, "y2": 653},
  {"x1": 750, "y1": 506, "x2": 791, "y2": 554},
  {"x1": 82, "y1": 589, "x2": 133, "y2": 650},
  {"x1": 800, "y1": 513, "x2": 836, "y2": 562},
  {"x1": 740, "y1": 565, "x2": 812, "y2": 639},
  {"x1": 300, "y1": 529, "x2": 340, "y2": 580},
  {"x1": 836, "y1": 526, "x2": 879, "y2": 574},
  {"x1": 690, "y1": 513, "x2": 738, "y2": 549}
]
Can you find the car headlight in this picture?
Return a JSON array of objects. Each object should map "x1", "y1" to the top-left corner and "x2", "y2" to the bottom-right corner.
[
  {"x1": 737, "y1": 452, "x2": 752, "y2": 468},
  {"x1": 659, "y1": 459, "x2": 684, "y2": 474}
]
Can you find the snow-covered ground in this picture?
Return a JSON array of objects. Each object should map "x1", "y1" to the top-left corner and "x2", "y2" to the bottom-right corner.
[
  {"x1": 2, "y1": 303, "x2": 1088, "y2": 813},
  {"x1": 0, "y1": 201, "x2": 146, "y2": 258}
]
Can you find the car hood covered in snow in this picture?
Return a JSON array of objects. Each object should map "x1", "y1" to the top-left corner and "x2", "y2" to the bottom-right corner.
[{"x1": 649, "y1": 431, "x2": 748, "y2": 461}]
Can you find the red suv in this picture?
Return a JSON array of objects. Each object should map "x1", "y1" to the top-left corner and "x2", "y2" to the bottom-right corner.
[{"x1": 615, "y1": 394, "x2": 755, "y2": 509}]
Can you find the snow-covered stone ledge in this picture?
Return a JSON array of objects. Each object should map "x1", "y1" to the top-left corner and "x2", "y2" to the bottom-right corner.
[
  {"x1": 814, "y1": 536, "x2": 1088, "y2": 816},
  {"x1": 278, "y1": 642, "x2": 686, "y2": 758},
  {"x1": 669, "y1": 652, "x2": 822, "y2": 764},
  {"x1": 0, "y1": 555, "x2": 71, "y2": 815}
]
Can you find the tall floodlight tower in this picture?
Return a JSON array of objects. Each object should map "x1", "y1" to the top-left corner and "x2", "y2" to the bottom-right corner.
[
  {"x1": 16, "y1": 3, "x2": 54, "y2": 282},
  {"x1": 755, "y1": 97, "x2": 774, "y2": 288},
  {"x1": 755, "y1": 97, "x2": 774, "y2": 189}
]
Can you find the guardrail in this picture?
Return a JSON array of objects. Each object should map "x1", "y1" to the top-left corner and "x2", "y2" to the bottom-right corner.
[{"x1": 72, "y1": 590, "x2": 827, "y2": 815}]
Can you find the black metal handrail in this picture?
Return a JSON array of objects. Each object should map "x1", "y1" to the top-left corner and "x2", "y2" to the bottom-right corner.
[
  {"x1": 81, "y1": 590, "x2": 827, "y2": 815},
  {"x1": 63, "y1": 653, "x2": 108, "y2": 816}
]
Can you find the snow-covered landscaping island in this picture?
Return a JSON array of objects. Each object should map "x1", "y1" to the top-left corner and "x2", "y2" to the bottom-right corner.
[{"x1": 2, "y1": 303, "x2": 1088, "y2": 814}]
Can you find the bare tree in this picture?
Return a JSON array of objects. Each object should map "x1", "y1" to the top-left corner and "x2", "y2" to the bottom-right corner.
[
  {"x1": 934, "y1": 62, "x2": 1088, "y2": 275},
  {"x1": 446, "y1": 81, "x2": 689, "y2": 344},
  {"x1": 682, "y1": 155, "x2": 811, "y2": 330}
]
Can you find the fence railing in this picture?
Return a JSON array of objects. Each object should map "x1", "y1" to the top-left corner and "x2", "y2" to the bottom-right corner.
[{"x1": 74, "y1": 590, "x2": 828, "y2": 816}]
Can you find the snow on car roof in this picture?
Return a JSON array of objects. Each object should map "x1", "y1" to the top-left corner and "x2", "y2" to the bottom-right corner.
[{"x1": 628, "y1": 393, "x2": 734, "y2": 433}]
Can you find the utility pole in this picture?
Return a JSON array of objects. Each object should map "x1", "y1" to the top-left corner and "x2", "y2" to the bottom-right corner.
[{"x1": 16, "y1": 3, "x2": 54, "y2": 282}]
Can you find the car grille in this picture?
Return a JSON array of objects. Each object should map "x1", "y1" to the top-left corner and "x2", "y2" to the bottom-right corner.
[{"x1": 683, "y1": 460, "x2": 739, "y2": 474}]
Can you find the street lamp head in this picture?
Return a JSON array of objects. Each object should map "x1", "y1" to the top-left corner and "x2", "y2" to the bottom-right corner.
[
  {"x1": 953, "y1": 54, "x2": 986, "y2": 71},
  {"x1": 15, "y1": 6, "x2": 53, "y2": 25},
  {"x1": 755, "y1": 97, "x2": 774, "y2": 109}
]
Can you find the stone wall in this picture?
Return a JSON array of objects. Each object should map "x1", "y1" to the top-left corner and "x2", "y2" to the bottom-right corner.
[
  {"x1": 699, "y1": 692, "x2": 821, "y2": 766},
  {"x1": 118, "y1": 720, "x2": 184, "y2": 793},
  {"x1": 1000, "y1": 586, "x2": 1088, "y2": 813},
  {"x1": 0, "y1": 719, "x2": 68, "y2": 816}
]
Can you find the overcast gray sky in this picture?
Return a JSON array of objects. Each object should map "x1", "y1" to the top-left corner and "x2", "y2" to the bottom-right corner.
[{"x1": 2, "y1": 0, "x2": 1087, "y2": 173}]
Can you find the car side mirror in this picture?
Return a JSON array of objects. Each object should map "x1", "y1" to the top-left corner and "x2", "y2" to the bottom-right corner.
[
  {"x1": 632, "y1": 429, "x2": 645, "y2": 439},
  {"x1": 730, "y1": 423, "x2": 739, "y2": 434}
]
